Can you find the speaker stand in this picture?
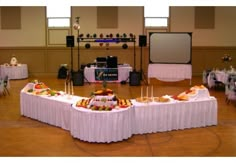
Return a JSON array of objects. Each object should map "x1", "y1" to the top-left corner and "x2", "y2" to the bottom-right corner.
[
  {"x1": 140, "y1": 46, "x2": 148, "y2": 85},
  {"x1": 70, "y1": 46, "x2": 73, "y2": 74}
]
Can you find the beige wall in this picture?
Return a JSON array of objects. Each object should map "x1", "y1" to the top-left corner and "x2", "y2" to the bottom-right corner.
[
  {"x1": 71, "y1": 6, "x2": 144, "y2": 47},
  {"x1": 170, "y1": 6, "x2": 236, "y2": 46},
  {"x1": 0, "y1": 7, "x2": 46, "y2": 47},
  {"x1": 1, "y1": 6, "x2": 236, "y2": 77}
]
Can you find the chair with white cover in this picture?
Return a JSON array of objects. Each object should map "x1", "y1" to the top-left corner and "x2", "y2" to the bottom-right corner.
[
  {"x1": 207, "y1": 71, "x2": 217, "y2": 88},
  {"x1": 207, "y1": 71, "x2": 224, "y2": 89},
  {"x1": 225, "y1": 74, "x2": 236, "y2": 104},
  {"x1": 203, "y1": 69, "x2": 211, "y2": 85}
]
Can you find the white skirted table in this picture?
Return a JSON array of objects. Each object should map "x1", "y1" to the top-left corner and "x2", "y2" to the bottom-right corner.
[
  {"x1": 0, "y1": 64, "x2": 28, "y2": 79},
  {"x1": 70, "y1": 105, "x2": 135, "y2": 143},
  {"x1": 84, "y1": 66, "x2": 132, "y2": 83},
  {"x1": 20, "y1": 83, "x2": 218, "y2": 143},
  {"x1": 20, "y1": 84, "x2": 81, "y2": 130},
  {"x1": 131, "y1": 97, "x2": 217, "y2": 134},
  {"x1": 148, "y1": 64, "x2": 192, "y2": 85}
]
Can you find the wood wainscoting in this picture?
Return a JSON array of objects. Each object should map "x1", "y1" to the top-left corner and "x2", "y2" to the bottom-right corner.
[{"x1": 0, "y1": 46, "x2": 235, "y2": 77}]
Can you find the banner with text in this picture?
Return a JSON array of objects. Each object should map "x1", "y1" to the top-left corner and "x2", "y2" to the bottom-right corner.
[{"x1": 95, "y1": 68, "x2": 118, "y2": 81}]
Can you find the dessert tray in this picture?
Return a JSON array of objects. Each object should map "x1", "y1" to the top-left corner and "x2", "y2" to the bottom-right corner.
[
  {"x1": 135, "y1": 85, "x2": 210, "y2": 103},
  {"x1": 135, "y1": 95, "x2": 172, "y2": 103},
  {"x1": 25, "y1": 80, "x2": 62, "y2": 96},
  {"x1": 172, "y1": 85, "x2": 210, "y2": 101},
  {"x1": 75, "y1": 88, "x2": 132, "y2": 111}
]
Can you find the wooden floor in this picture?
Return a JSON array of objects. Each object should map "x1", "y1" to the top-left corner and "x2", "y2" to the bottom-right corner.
[{"x1": 1, "y1": 75, "x2": 236, "y2": 157}]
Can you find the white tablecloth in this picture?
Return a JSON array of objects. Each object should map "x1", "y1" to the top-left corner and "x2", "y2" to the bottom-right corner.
[
  {"x1": 70, "y1": 105, "x2": 135, "y2": 143},
  {"x1": 131, "y1": 97, "x2": 217, "y2": 134},
  {"x1": 20, "y1": 84, "x2": 81, "y2": 130},
  {"x1": 84, "y1": 66, "x2": 132, "y2": 83},
  {"x1": 206, "y1": 70, "x2": 236, "y2": 88},
  {"x1": 20, "y1": 83, "x2": 218, "y2": 143},
  {"x1": 148, "y1": 64, "x2": 192, "y2": 83},
  {"x1": 214, "y1": 71, "x2": 229, "y2": 84},
  {"x1": 0, "y1": 64, "x2": 28, "y2": 79}
]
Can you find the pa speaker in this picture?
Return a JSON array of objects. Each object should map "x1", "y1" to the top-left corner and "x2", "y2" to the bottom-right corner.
[
  {"x1": 106, "y1": 56, "x2": 118, "y2": 68},
  {"x1": 129, "y1": 71, "x2": 141, "y2": 86},
  {"x1": 66, "y1": 35, "x2": 74, "y2": 47},
  {"x1": 72, "y1": 71, "x2": 84, "y2": 86},
  {"x1": 139, "y1": 35, "x2": 147, "y2": 47}
]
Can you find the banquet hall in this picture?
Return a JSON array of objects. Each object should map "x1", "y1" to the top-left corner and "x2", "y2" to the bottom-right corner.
[{"x1": 1, "y1": 0, "x2": 236, "y2": 157}]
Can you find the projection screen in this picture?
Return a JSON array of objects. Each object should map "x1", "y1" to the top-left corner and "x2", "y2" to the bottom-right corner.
[{"x1": 149, "y1": 32, "x2": 192, "y2": 64}]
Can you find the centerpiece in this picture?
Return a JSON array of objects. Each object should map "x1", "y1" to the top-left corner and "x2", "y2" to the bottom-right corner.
[{"x1": 76, "y1": 81, "x2": 132, "y2": 111}]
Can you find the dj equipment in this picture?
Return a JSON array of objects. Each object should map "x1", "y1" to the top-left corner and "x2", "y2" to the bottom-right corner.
[
  {"x1": 106, "y1": 56, "x2": 118, "y2": 68},
  {"x1": 66, "y1": 36, "x2": 75, "y2": 47},
  {"x1": 139, "y1": 35, "x2": 147, "y2": 47},
  {"x1": 129, "y1": 71, "x2": 141, "y2": 86},
  {"x1": 72, "y1": 71, "x2": 84, "y2": 86}
]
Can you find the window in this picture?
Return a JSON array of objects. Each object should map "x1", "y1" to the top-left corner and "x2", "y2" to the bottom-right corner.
[
  {"x1": 145, "y1": 17, "x2": 168, "y2": 27},
  {"x1": 48, "y1": 17, "x2": 70, "y2": 28},
  {"x1": 46, "y1": 5, "x2": 70, "y2": 27},
  {"x1": 46, "y1": 5, "x2": 71, "y2": 46}
]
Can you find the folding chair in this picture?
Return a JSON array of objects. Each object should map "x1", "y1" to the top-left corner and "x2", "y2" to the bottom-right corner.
[
  {"x1": 3, "y1": 75, "x2": 10, "y2": 95},
  {"x1": 0, "y1": 78, "x2": 4, "y2": 96}
]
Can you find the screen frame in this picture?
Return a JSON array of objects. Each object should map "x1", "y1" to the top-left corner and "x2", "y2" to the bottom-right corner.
[{"x1": 149, "y1": 32, "x2": 192, "y2": 64}]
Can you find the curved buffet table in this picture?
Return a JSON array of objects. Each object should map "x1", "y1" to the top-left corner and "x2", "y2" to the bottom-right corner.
[
  {"x1": 70, "y1": 105, "x2": 134, "y2": 143},
  {"x1": 20, "y1": 83, "x2": 218, "y2": 143}
]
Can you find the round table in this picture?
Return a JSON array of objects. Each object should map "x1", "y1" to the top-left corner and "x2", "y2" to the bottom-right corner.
[{"x1": 0, "y1": 64, "x2": 28, "y2": 79}]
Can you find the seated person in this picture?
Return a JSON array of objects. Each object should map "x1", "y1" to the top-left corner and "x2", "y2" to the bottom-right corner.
[{"x1": 10, "y1": 55, "x2": 18, "y2": 66}]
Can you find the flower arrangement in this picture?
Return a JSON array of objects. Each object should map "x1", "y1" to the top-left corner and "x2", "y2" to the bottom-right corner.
[{"x1": 222, "y1": 54, "x2": 232, "y2": 62}]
